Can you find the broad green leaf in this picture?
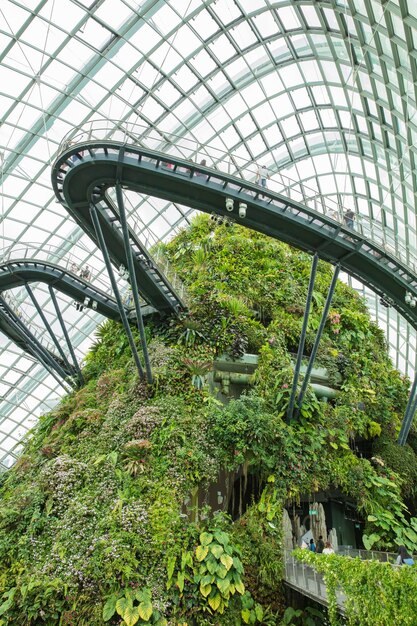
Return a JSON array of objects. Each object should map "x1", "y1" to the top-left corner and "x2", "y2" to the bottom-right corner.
[
  {"x1": 116, "y1": 598, "x2": 130, "y2": 618},
  {"x1": 196, "y1": 545, "x2": 209, "y2": 561},
  {"x1": 102, "y1": 595, "x2": 117, "y2": 621},
  {"x1": 177, "y1": 571, "x2": 185, "y2": 593},
  {"x1": 0, "y1": 600, "x2": 12, "y2": 617},
  {"x1": 210, "y1": 543, "x2": 224, "y2": 559},
  {"x1": 404, "y1": 527, "x2": 417, "y2": 542},
  {"x1": 214, "y1": 531, "x2": 229, "y2": 546},
  {"x1": 362, "y1": 533, "x2": 380, "y2": 550},
  {"x1": 216, "y1": 578, "x2": 230, "y2": 595},
  {"x1": 200, "y1": 532, "x2": 213, "y2": 546},
  {"x1": 201, "y1": 574, "x2": 214, "y2": 586},
  {"x1": 138, "y1": 600, "x2": 153, "y2": 621},
  {"x1": 241, "y1": 608, "x2": 251, "y2": 623},
  {"x1": 216, "y1": 564, "x2": 228, "y2": 579},
  {"x1": 208, "y1": 593, "x2": 222, "y2": 611},
  {"x1": 183, "y1": 551, "x2": 193, "y2": 568},
  {"x1": 235, "y1": 579, "x2": 245, "y2": 595},
  {"x1": 167, "y1": 555, "x2": 176, "y2": 582},
  {"x1": 329, "y1": 441, "x2": 338, "y2": 449},
  {"x1": 123, "y1": 605, "x2": 140, "y2": 626},
  {"x1": 367, "y1": 515, "x2": 377, "y2": 522},
  {"x1": 233, "y1": 557, "x2": 244, "y2": 574},
  {"x1": 255, "y1": 604, "x2": 263, "y2": 620},
  {"x1": 206, "y1": 558, "x2": 217, "y2": 575},
  {"x1": 220, "y1": 554, "x2": 234, "y2": 571},
  {"x1": 108, "y1": 451, "x2": 118, "y2": 465},
  {"x1": 93, "y1": 454, "x2": 107, "y2": 465},
  {"x1": 200, "y1": 583, "x2": 212, "y2": 598}
]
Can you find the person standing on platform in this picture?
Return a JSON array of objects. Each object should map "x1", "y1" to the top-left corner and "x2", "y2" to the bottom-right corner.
[
  {"x1": 344, "y1": 209, "x2": 355, "y2": 229},
  {"x1": 322, "y1": 541, "x2": 335, "y2": 555},
  {"x1": 316, "y1": 535, "x2": 325, "y2": 554},
  {"x1": 256, "y1": 164, "x2": 269, "y2": 189}
]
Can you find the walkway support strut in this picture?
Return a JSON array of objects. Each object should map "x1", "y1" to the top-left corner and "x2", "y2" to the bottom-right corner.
[
  {"x1": 48, "y1": 285, "x2": 84, "y2": 386},
  {"x1": 287, "y1": 253, "x2": 318, "y2": 422},
  {"x1": 89, "y1": 204, "x2": 145, "y2": 380},
  {"x1": 115, "y1": 181, "x2": 153, "y2": 384},
  {"x1": 294, "y1": 264, "x2": 340, "y2": 418},
  {"x1": 398, "y1": 373, "x2": 417, "y2": 445},
  {"x1": 0, "y1": 295, "x2": 71, "y2": 391},
  {"x1": 24, "y1": 283, "x2": 75, "y2": 377}
]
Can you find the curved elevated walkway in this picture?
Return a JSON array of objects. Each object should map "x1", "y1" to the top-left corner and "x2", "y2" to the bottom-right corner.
[
  {"x1": 0, "y1": 259, "x2": 132, "y2": 385},
  {"x1": 52, "y1": 141, "x2": 417, "y2": 331},
  {"x1": 0, "y1": 259, "x2": 122, "y2": 320}
]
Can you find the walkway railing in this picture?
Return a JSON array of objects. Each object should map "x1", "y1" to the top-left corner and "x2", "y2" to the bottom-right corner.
[
  {"x1": 0, "y1": 241, "x2": 184, "y2": 311},
  {"x1": 58, "y1": 119, "x2": 415, "y2": 274},
  {"x1": 0, "y1": 242, "x2": 111, "y2": 295},
  {"x1": 284, "y1": 547, "x2": 414, "y2": 612},
  {"x1": 284, "y1": 550, "x2": 345, "y2": 611}
]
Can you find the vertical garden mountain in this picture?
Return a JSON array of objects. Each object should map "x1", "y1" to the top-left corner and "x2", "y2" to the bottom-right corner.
[{"x1": 0, "y1": 214, "x2": 416, "y2": 625}]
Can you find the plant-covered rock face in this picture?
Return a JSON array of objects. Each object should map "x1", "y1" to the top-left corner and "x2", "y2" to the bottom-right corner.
[{"x1": 0, "y1": 215, "x2": 414, "y2": 625}]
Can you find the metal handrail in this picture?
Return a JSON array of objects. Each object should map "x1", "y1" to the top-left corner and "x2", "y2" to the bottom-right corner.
[{"x1": 57, "y1": 119, "x2": 415, "y2": 274}]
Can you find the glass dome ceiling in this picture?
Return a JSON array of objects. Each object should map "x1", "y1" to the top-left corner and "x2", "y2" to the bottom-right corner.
[{"x1": 1, "y1": 0, "x2": 417, "y2": 469}]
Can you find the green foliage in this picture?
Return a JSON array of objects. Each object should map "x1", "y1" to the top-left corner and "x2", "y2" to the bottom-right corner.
[
  {"x1": 103, "y1": 588, "x2": 166, "y2": 625},
  {"x1": 296, "y1": 549, "x2": 417, "y2": 626},
  {"x1": 0, "y1": 214, "x2": 414, "y2": 624},
  {"x1": 280, "y1": 605, "x2": 326, "y2": 626},
  {"x1": 165, "y1": 516, "x2": 265, "y2": 624}
]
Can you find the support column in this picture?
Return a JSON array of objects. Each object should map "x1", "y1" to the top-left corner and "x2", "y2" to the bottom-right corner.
[
  {"x1": 287, "y1": 254, "x2": 318, "y2": 422},
  {"x1": 294, "y1": 264, "x2": 340, "y2": 419},
  {"x1": 0, "y1": 295, "x2": 71, "y2": 391},
  {"x1": 115, "y1": 181, "x2": 153, "y2": 384},
  {"x1": 48, "y1": 285, "x2": 84, "y2": 386},
  {"x1": 89, "y1": 204, "x2": 145, "y2": 380},
  {"x1": 398, "y1": 372, "x2": 417, "y2": 445},
  {"x1": 25, "y1": 283, "x2": 75, "y2": 377}
]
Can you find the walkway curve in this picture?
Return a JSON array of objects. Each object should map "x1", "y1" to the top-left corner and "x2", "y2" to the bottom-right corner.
[
  {"x1": 0, "y1": 259, "x2": 122, "y2": 320},
  {"x1": 0, "y1": 258, "x2": 148, "y2": 381},
  {"x1": 51, "y1": 141, "x2": 417, "y2": 331}
]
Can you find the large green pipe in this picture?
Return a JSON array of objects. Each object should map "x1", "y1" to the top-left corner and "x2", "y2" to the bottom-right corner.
[{"x1": 213, "y1": 371, "x2": 338, "y2": 399}]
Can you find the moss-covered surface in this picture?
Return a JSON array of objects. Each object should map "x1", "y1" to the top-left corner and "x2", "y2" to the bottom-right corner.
[{"x1": 0, "y1": 215, "x2": 415, "y2": 625}]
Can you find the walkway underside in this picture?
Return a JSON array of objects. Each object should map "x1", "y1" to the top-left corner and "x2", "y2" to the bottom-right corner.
[
  {"x1": 53, "y1": 141, "x2": 417, "y2": 331},
  {"x1": 0, "y1": 259, "x2": 129, "y2": 386}
]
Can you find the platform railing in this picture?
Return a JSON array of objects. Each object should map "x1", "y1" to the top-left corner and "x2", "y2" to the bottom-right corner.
[
  {"x1": 284, "y1": 550, "x2": 346, "y2": 611},
  {"x1": 284, "y1": 547, "x2": 415, "y2": 611},
  {"x1": 0, "y1": 241, "x2": 180, "y2": 309},
  {"x1": 0, "y1": 242, "x2": 111, "y2": 295},
  {"x1": 57, "y1": 119, "x2": 416, "y2": 275}
]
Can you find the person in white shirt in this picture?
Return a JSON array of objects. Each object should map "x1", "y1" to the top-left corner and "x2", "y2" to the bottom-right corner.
[
  {"x1": 256, "y1": 164, "x2": 269, "y2": 189},
  {"x1": 322, "y1": 541, "x2": 335, "y2": 555}
]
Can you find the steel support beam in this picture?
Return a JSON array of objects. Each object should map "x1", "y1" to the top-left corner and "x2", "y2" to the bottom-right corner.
[
  {"x1": 398, "y1": 373, "x2": 417, "y2": 445},
  {"x1": 48, "y1": 285, "x2": 84, "y2": 387},
  {"x1": 287, "y1": 253, "x2": 319, "y2": 422},
  {"x1": 294, "y1": 264, "x2": 340, "y2": 419},
  {"x1": 89, "y1": 204, "x2": 145, "y2": 380},
  {"x1": 24, "y1": 283, "x2": 75, "y2": 377},
  {"x1": 0, "y1": 295, "x2": 71, "y2": 391},
  {"x1": 115, "y1": 180, "x2": 153, "y2": 383}
]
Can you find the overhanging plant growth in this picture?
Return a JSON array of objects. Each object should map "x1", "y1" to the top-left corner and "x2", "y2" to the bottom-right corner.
[{"x1": 0, "y1": 215, "x2": 415, "y2": 624}]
